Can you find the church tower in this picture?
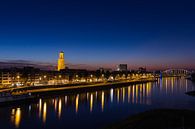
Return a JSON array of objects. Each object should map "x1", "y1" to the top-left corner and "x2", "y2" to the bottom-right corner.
[{"x1": 58, "y1": 51, "x2": 65, "y2": 71}]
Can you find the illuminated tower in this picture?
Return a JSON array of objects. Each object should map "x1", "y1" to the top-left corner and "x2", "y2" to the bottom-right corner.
[{"x1": 58, "y1": 51, "x2": 65, "y2": 71}]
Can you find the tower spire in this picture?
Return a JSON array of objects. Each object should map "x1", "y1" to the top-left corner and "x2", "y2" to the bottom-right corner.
[{"x1": 58, "y1": 51, "x2": 65, "y2": 71}]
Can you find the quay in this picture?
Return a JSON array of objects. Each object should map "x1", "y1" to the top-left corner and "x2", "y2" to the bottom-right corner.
[{"x1": 0, "y1": 78, "x2": 156, "y2": 104}]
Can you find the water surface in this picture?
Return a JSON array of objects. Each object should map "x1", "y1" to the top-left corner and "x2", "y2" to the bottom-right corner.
[{"x1": 0, "y1": 77, "x2": 195, "y2": 129}]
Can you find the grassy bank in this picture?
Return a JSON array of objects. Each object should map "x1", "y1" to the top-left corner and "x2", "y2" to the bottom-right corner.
[
  {"x1": 105, "y1": 109, "x2": 195, "y2": 129},
  {"x1": 186, "y1": 91, "x2": 195, "y2": 96}
]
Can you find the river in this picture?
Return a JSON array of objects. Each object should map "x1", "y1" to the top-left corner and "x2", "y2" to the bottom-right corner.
[{"x1": 0, "y1": 77, "x2": 195, "y2": 129}]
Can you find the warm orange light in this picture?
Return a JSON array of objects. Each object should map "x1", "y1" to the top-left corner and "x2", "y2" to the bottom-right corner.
[
  {"x1": 101, "y1": 91, "x2": 104, "y2": 112},
  {"x1": 90, "y1": 94, "x2": 93, "y2": 112},
  {"x1": 43, "y1": 102, "x2": 47, "y2": 123},
  {"x1": 15, "y1": 108, "x2": 21, "y2": 128},
  {"x1": 39, "y1": 99, "x2": 42, "y2": 118},
  {"x1": 58, "y1": 51, "x2": 65, "y2": 71},
  {"x1": 58, "y1": 99, "x2": 62, "y2": 119},
  {"x1": 75, "y1": 94, "x2": 79, "y2": 113}
]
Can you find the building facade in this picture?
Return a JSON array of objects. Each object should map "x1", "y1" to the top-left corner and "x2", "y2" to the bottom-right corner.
[{"x1": 117, "y1": 64, "x2": 128, "y2": 71}]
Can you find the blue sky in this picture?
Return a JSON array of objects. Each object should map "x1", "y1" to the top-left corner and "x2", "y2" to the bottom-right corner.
[{"x1": 0, "y1": 0, "x2": 195, "y2": 69}]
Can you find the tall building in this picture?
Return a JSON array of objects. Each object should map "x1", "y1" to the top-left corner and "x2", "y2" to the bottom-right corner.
[
  {"x1": 58, "y1": 51, "x2": 65, "y2": 71},
  {"x1": 117, "y1": 64, "x2": 128, "y2": 71}
]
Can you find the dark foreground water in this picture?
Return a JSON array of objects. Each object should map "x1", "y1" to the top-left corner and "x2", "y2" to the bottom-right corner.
[{"x1": 1, "y1": 77, "x2": 195, "y2": 129}]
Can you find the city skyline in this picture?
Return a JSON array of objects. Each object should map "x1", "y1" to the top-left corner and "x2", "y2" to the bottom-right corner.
[
  {"x1": 1, "y1": 1, "x2": 195, "y2": 129},
  {"x1": 0, "y1": 0, "x2": 195, "y2": 70},
  {"x1": 0, "y1": 53, "x2": 194, "y2": 70}
]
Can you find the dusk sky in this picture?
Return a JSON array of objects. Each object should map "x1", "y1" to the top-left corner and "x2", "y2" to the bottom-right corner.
[{"x1": 0, "y1": 0, "x2": 195, "y2": 70}]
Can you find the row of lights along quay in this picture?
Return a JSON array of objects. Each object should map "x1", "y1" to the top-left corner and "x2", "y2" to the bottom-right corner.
[{"x1": 0, "y1": 52, "x2": 156, "y2": 96}]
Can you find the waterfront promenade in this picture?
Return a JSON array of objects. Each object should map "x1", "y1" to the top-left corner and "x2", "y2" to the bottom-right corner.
[{"x1": 0, "y1": 78, "x2": 156, "y2": 102}]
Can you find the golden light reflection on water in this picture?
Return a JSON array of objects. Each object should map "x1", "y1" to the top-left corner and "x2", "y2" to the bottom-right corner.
[
  {"x1": 96, "y1": 91, "x2": 98, "y2": 98},
  {"x1": 136, "y1": 85, "x2": 138, "y2": 103},
  {"x1": 117, "y1": 89, "x2": 119, "y2": 103},
  {"x1": 143, "y1": 83, "x2": 145, "y2": 97},
  {"x1": 34, "y1": 82, "x2": 153, "y2": 116},
  {"x1": 11, "y1": 109, "x2": 15, "y2": 125},
  {"x1": 39, "y1": 99, "x2": 42, "y2": 118},
  {"x1": 122, "y1": 88, "x2": 125, "y2": 103},
  {"x1": 75, "y1": 94, "x2": 79, "y2": 113},
  {"x1": 10, "y1": 108, "x2": 21, "y2": 128},
  {"x1": 58, "y1": 99, "x2": 62, "y2": 119},
  {"x1": 101, "y1": 91, "x2": 104, "y2": 112},
  {"x1": 65, "y1": 96, "x2": 67, "y2": 105},
  {"x1": 54, "y1": 98, "x2": 57, "y2": 112},
  {"x1": 132, "y1": 85, "x2": 135, "y2": 103},
  {"x1": 165, "y1": 78, "x2": 168, "y2": 94},
  {"x1": 90, "y1": 94, "x2": 93, "y2": 112},
  {"x1": 43, "y1": 102, "x2": 47, "y2": 123},
  {"x1": 146, "y1": 83, "x2": 149, "y2": 97},
  {"x1": 11, "y1": 78, "x2": 193, "y2": 127},
  {"x1": 14, "y1": 108, "x2": 21, "y2": 128},
  {"x1": 87, "y1": 92, "x2": 89, "y2": 101},
  {"x1": 171, "y1": 77, "x2": 174, "y2": 93},
  {"x1": 128, "y1": 87, "x2": 130, "y2": 103}
]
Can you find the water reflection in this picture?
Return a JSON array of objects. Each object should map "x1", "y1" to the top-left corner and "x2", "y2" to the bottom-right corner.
[
  {"x1": 39, "y1": 99, "x2": 42, "y2": 118},
  {"x1": 43, "y1": 102, "x2": 47, "y2": 123},
  {"x1": 110, "y1": 88, "x2": 113, "y2": 103},
  {"x1": 10, "y1": 82, "x2": 155, "y2": 125},
  {"x1": 101, "y1": 91, "x2": 104, "y2": 112},
  {"x1": 11, "y1": 108, "x2": 21, "y2": 128},
  {"x1": 90, "y1": 94, "x2": 93, "y2": 112},
  {"x1": 117, "y1": 89, "x2": 120, "y2": 103},
  {"x1": 65, "y1": 96, "x2": 67, "y2": 105},
  {"x1": 75, "y1": 94, "x2": 79, "y2": 113},
  {"x1": 58, "y1": 99, "x2": 62, "y2": 119},
  {"x1": 128, "y1": 87, "x2": 130, "y2": 103},
  {"x1": 7, "y1": 77, "x2": 195, "y2": 129},
  {"x1": 122, "y1": 88, "x2": 125, "y2": 103},
  {"x1": 54, "y1": 98, "x2": 57, "y2": 112}
]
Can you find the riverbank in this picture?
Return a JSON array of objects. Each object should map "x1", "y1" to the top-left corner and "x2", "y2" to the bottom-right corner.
[
  {"x1": 105, "y1": 109, "x2": 195, "y2": 129},
  {"x1": 30, "y1": 78, "x2": 156, "y2": 96},
  {"x1": 191, "y1": 73, "x2": 195, "y2": 81},
  {"x1": 0, "y1": 78, "x2": 156, "y2": 104},
  {"x1": 0, "y1": 78, "x2": 156, "y2": 95},
  {"x1": 186, "y1": 91, "x2": 195, "y2": 96}
]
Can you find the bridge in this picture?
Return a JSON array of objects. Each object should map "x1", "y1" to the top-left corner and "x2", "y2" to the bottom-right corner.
[{"x1": 161, "y1": 69, "x2": 192, "y2": 77}]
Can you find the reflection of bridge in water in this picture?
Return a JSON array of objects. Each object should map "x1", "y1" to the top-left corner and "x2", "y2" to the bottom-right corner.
[{"x1": 161, "y1": 69, "x2": 192, "y2": 77}]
